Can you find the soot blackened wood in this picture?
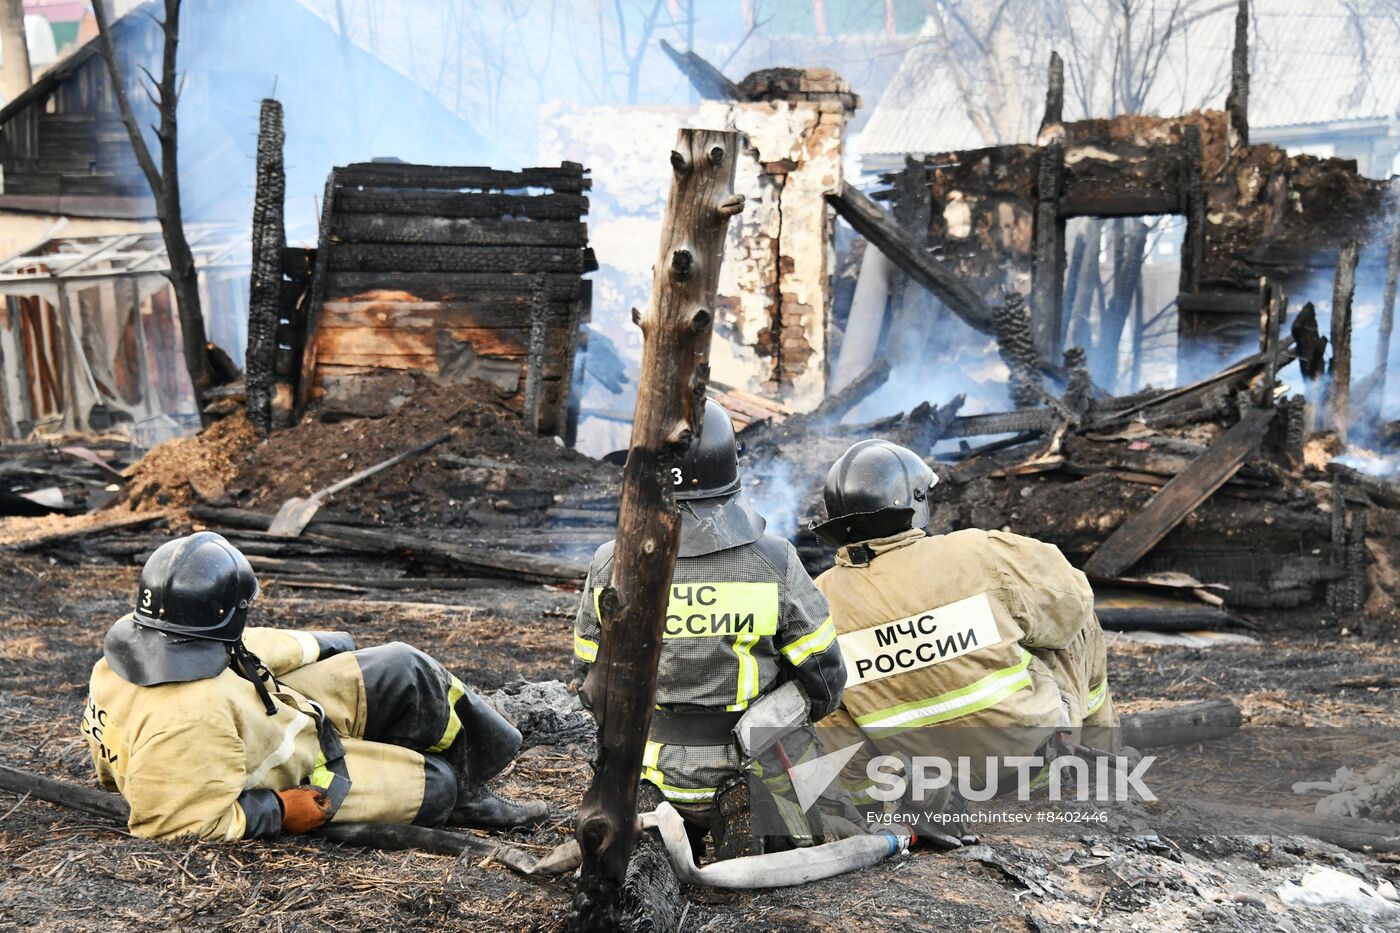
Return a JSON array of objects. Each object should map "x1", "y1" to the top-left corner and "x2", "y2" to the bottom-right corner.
[
  {"x1": 336, "y1": 162, "x2": 589, "y2": 192},
  {"x1": 570, "y1": 129, "x2": 741, "y2": 933},
  {"x1": 246, "y1": 99, "x2": 286, "y2": 436},
  {"x1": 1225, "y1": 0, "x2": 1250, "y2": 147},
  {"x1": 1032, "y1": 140, "x2": 1065, "y2": 359},
  {"x1": 327, "y1": 244, "x2": 586, "y2": 275},
  {"x1": 330, "y1": 214, "x2": 585, "y2": 248},
  {"x1": 1083, "y1": 407, "x2": 1274, "y2": 577},
  {"x1": 659, "y1": 38, "x2": 743, "y2": 101},
  {"x1": 1119, "y1": 700, "x2": 1242, "y2": 749},
  {"x1": 1327, "y1": 240, "x2": 1359, "y2": 438},
  {"x1": 524, "y1": 272, "x2": 549, "y2": 433},
  {"x1": 323, "y1": 271, "x2": 582, "y2": 303},
  {"x1": 335, "y1": 188, "x2": 590, "y2": 221},
  {"x1": 1040, "y1": 51, "x2": 1064, "y2": 134}
]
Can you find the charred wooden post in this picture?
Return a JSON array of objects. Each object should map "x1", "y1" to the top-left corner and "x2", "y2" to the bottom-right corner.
[
  {"x1": 1257, "y1": 278, "x2": 1283, "y2": 408},
  {"x1": 1040, "y1": 51, "x2": 1064, "y2": 135},
  {"x1": 1225, "y1": 0, "x2": 1250, "y2": 147},
  {"x1": 1178, "y1": 125, "x2": 1204, "y2": 295},
  {"x1": 886, "y1": 157, "x2": 934, "y2": 368},
  {"x1": 1327, "y1": 240, "x2": 1360, "y2": 439},
  {"x1": 524, "y1": 272, "x2": 549, "y2": 433},
  {"x1": 570, "y1": 129, "x2": 741, "y2": 933},
  {"x1": 1376, "y1": 179, "x2": 1400, "y2": 412},
  {"x1": 246, "y1": 99, "x2": 286, "y2": 436},
  {"x1": 1032, "y1": 141, "x2": 1065, "y2": 359}
]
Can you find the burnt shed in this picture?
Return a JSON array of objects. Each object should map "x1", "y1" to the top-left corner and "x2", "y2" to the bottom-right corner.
[{"x1": 260, "y1": 161, "x2": 595, "y2": 441}]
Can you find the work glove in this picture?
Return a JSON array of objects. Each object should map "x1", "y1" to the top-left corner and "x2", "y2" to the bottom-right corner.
[{"x1": 276, "y1": 785, "x2": 333, "y2": 833}]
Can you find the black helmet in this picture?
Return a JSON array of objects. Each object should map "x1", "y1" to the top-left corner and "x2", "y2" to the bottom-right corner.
[
  {"x1": 810, "y1": 440, "x2": 939, "y2": 546},
  {"x1": 673, "y1": 399, "x2": 741, "y2": 501},
  {"x1": 133, "y1": 532, "x2": 259, "y2": 642}
]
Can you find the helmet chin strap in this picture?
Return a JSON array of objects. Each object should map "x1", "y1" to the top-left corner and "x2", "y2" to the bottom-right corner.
[{"x1": 228, "y1": 641, "x2": 279, "y2": 716}]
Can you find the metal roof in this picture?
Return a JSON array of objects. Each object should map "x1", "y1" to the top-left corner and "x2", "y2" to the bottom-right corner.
[{"x1": 859, "y1": 0, "x2": 1400, "y2": 162}]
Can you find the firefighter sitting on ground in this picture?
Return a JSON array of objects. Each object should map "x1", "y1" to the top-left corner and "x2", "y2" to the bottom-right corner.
[
  {"x1": 810, "y1": 440, "x2": 1120, "y2": 834},
  {"x1": 83, "y1": 532, "x2": 548, "y2": 841},
  {"x1": 573, "y1": 400, "x2": 848, "y2": 856}
]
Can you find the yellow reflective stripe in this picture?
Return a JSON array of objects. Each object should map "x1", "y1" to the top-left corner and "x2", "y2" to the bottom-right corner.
[
  {"x1": 308, "y1": 751, "x2": 334, "y2": 790},
  {"x1": 780, "y1": 616, "x2": 836, "y2": 666},
  {"x1": 653, "y1": 782, "x2": 718, "y2": 803},
  {"x1": 854, "y1": 650, "x2": 1035, "y2": 731},
  {"x1": 1086, "y1": 678, "x2": 1108, "y2": 715},
  {"x1": 726, "y1": 632, "x2": 761, "y2": 711},
  {"x1": 427, "y1": 675, "x2": 469, "y2": 753},
  {"x1": 640, "y1": 739, "x2": 716, "y2": 802},
  {"x1": 574, "y1": 632, "x2": 599, "y2": 663}
]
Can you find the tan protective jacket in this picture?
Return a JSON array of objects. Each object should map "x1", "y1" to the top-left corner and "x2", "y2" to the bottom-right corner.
[
  {"x1": 83, "y1": 623, "x2": 343, "y2": 841},
  {"x1": 814, "y1": 528, "x2": 1110, "y2": 740}
]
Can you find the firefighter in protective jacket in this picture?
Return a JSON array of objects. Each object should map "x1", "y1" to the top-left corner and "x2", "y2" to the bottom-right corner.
[
  {"x1": 573, "y1": 400, "x2": 846, "y2": 850},
  {"x1": 811, "y1": 440, "x2": 1118, "y2": 819},
  {"x1": 83, "y1": 532, "x2": 547, "y2": 841}
]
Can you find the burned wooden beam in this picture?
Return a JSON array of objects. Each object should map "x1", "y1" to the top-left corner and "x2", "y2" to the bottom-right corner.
[
  {"x1": 295, "y1": 170, "x2": 340, "y2": 417},
  {"x1": 951, "y1": 408, "x2": 1058, "y2": 438},
  {"x1": 336, "y1": 162, "x2": 590, "y2": 192},
  {"x1": 994, "y1": 292, "x2": 1043, "y2": 407},
  {"x1": 1032, "y1": 141, "x2": 1065, "y2": 359},
  {"x1": 1327, "y1": 240, "x2": 1360, "y2": 438},
  {"x1": 658, "y1": 38, "x2": 743, "y2": 101},
  {"x1": 826, "y1": 181, "x2": 996, "y2": 336},
  {"x1": 807, "y1": 358, "x2": 890, "y2": 425},
  {"x1": 1082, "y1": 407, "x2": 1274, "y2": 577},
  {"x1": 523, "y1": 272, "x2": 549, "y2": 433},
  {"x1": 1039, "y1": 51, "x2": 1063, "y2": 134},
  {"x1": 1119, "y1": 700, "x2": 1242, "y2": 749},
  {"x1": 571, "y1": 129, "x2": 741, "y2": 932},
  {"x1": 1225, "y1": 0, "x2": 1250, "y2": 146},
  {"x1": 245, "y1": 98, "x2": 285, "y2": 436}
]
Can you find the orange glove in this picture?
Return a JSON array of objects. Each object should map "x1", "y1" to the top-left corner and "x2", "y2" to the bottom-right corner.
[{"x1": 276, "y1": 786, "x2": 332, "y2": 833}]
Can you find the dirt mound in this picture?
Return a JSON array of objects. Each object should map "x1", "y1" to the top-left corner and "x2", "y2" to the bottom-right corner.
[
  {"x1": 120, "y1": 412, "x2": 258, "y2": 511},
  {"x1": 234, "y1": 380, "x2": 618, "y2": 528}
]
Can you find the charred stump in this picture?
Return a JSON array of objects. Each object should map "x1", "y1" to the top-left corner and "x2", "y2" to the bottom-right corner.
[
  {"x1": 569, "y1": 129, "x2": 741, "y2": 932},
  {"x1": 246, "y1": 99, "x2": 286, "y2": 435},
  {"x1": 1327, "y1": 240, "x2": 1360, "y2": 439}
]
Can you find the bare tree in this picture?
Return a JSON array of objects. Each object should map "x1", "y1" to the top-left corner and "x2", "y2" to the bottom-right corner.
[
  {"x1": 0, "y1": 0, "x2": 31, "y2": 104},
  {"x1": 94, "y1": 0, "x2": 213, "y2": 423}
]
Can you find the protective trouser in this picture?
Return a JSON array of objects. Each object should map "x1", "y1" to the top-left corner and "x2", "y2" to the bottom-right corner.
[{"x1": 277, "y1": 642, "x2": 509, "y2": 826}]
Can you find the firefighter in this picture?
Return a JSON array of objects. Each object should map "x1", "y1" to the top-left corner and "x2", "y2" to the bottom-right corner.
[
  {"x1": 573, "y1": 400, "x2": 847, "y2": 854},
  {"x1": 810, "y1": 439, "x2": 1119, "y2": 826},
  {"x1": 83, "y1": 532, "x2": 548, "y2": 842}
]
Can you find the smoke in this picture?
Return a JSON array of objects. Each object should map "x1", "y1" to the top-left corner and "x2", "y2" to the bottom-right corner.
[{"x1": 745, "y1": 456, "x2": 801, "y2": 542}]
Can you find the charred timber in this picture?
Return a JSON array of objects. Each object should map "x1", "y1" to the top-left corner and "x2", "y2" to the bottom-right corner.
[
  {"x1": 327, "y1": 244, "x2": 587, "y2": 275},
  {"x1": 335, "y1": 188, "x2": 590, "y2": 221},
  {"x1": 571, "y1": 129, "x2": 741, "y2": 932},
  {"x1": 246, "y1": 98, "x2": 286, "y2": 436},
  {"x1": 330, "y1": 215, "x2": 586, "y2": 248},
  {"x1": 336, "y1": 162, "x2": 590, "y2": 192}
]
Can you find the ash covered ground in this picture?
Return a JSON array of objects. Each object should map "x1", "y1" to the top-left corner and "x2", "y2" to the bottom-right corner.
[{"x1": 4, "y1": 550, "x2": 1400, "y2": 931}]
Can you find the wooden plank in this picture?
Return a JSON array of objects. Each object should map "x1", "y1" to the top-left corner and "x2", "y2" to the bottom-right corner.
[
  {"x1": 5, "y1": 509, "x2": 173, "y2": 552},
  {"x1": 330, "y1": 214, "x2": 585, "y2": 247},
  {"x1": 1082, "y1": 407, "x2": 1274, "y2": 577},
  {"x1": 323, "y1": 271, "x2": 582, "y2": 302},
  {"x1": 826, "y1": 181, "x2": 996, "y2": 335},
  {"x1": 319, "y1": 300, "x2": 576, "y2": 330},
  {"x1": 327, "y1": 244, "x2": 586, "y2": 274},
  {"x1": 296, "y1": 169, "x2": 340, "y2": 417},
  {"x1": 334, "y1": 188, "x2": 589, "y2": 220},
  {"x1": 336, "y1": 162, "x2": 589, "y2": 192},
  {"x1": 1058, "y1": 191, "x2": 1180, "y2": 217},
  {"x1": 1327, "y1": 240, "x2": 1359, "y2": 437},
  {"x1": 316, "y1": 325, "x2": 574, "y2": 361}
]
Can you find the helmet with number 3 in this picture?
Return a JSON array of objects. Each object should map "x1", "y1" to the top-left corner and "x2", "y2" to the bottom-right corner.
[
  {"x1": 105, "y1": 533, "x2": 261, "y2": 687},
  {"x1": 673, "y1": 399, "x2": 741, "y2": 501}
]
